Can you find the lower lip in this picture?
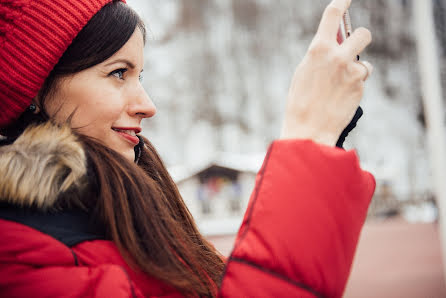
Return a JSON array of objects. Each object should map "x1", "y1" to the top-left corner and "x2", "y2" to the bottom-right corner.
[{"x1": 114, "y1": 130, "x2": 139, "y2": 145}]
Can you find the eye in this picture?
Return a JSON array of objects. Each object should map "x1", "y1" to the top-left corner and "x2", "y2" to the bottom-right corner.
[
  {"x1": 139, "y1": 71, "x2": 144, "y2": 83},
  {"x1": 109, "y1": 68, "x2": 128, "y2": 80}
]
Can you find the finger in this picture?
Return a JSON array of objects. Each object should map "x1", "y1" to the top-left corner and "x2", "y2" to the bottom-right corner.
[
  {"x1": 317, "y1": 0, "x2": 352, "y2": 40},
  {"x1": 341, "y1": 27, "x2": 372, "y2": 58},
  {"x1": 357, "y1": 60, "x2": 373, "y2": 81}
]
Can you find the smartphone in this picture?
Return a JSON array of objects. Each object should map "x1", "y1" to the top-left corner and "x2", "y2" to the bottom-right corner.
[{"x1": 337, "y1": 10, "x2": 353, "y2": 44}]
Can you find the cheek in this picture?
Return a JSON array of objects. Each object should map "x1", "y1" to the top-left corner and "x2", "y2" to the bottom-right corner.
[
  {"x1": 48, "y1": 78, "x2": 125, "y2": 131},
  {"x1": 73, "y1": 99, "x2": 126, "y2": 139}
]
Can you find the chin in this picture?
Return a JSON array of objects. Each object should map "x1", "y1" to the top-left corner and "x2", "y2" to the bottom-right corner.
[
  {"x1": 109, "y1": 144, "x2": 135, "y2": 162},
  {"x1": 122, "y1": 150, "x2": 136, "y2": 162},
  {"x1": 108, "y1": 139, "x2": 136, "y2": 162}
]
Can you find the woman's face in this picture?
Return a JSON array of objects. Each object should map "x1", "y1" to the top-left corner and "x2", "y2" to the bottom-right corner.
[{"x1": 44, "y1": 29, "x2": 156, "y2": 161}]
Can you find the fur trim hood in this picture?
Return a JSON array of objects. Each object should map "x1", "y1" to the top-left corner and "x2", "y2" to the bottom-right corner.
[{"x1": 0, "y1": 123, "x2": 87, "y2": 209}]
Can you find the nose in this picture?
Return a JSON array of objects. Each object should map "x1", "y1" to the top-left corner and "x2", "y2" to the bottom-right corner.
[{"x1": 128, "y1": 84, "x2": 156, "y2": 118}]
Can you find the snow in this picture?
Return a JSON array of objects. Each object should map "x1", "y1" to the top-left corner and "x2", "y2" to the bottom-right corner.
[{"x1": 125, "y1": 0, "x2": 439, "y2": 221}]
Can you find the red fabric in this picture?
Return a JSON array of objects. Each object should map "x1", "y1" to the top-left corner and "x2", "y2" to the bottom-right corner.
[
  {"x1": 0, "y1": 0, "x2": 126, "y2": 128},
  {"x1": 219, "y1": 261, "x2": 316, "y2": 297},
  {"x1": 220, "y1": 139, "x2": 375, "y2": 297},
  {"x1": 0, "y1": 219, "x2": 183, "y2": 297},
  {"x1": 0, "y1": 140, "x2": 375, "y2": 297}
]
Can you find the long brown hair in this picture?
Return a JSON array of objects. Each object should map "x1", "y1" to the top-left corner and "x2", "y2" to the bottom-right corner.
[
  {"x1": 2, "y1": 0, "x2": 225, "y2": 296},
  {"x1": 75, "y1": 132, "x2": 224, "y2": 296}
]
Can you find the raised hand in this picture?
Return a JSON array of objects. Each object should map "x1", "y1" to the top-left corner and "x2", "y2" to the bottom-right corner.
[{"x1": 281, "y1": 0, "x2": 373, "y2": 147}]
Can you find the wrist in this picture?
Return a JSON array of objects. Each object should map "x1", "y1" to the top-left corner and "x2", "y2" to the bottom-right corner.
[{"x1": 280, "y1": 124, "x2": 338, "y2": 147}]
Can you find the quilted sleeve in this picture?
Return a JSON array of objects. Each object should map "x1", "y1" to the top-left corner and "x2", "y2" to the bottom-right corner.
[{"x1": 219, "y1": 139, "x2": 375, "y2": 298}]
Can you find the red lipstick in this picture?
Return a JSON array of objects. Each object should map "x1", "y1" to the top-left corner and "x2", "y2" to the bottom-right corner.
[{"x1": 111, "y1": 127, "x2": 141, "y2": 145}]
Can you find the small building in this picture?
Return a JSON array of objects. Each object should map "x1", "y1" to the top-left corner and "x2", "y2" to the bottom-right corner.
[{"x1": 169, "y1": 152, "x2": 264, "y2": 235}]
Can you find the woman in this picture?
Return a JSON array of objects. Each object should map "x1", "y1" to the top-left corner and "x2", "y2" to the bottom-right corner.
[{"x1": 0, "y1": 0, "x2": 374, "y2": 297}]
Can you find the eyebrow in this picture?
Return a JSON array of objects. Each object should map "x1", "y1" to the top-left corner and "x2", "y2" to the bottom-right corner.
[{"x1": 104, "y1": 59, "x2": 136, "y2": 69}]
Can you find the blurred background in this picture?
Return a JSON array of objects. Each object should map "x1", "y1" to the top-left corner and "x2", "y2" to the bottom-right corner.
[{"x1": 127, "y1": 0, "x2": 445, "y2": 296}]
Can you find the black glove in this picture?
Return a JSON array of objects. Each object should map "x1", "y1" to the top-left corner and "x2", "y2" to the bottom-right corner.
[{"x1": 336, "y1": 106, "x2": 363, "y2": 149}]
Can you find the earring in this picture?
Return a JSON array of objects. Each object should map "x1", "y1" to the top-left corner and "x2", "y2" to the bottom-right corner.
[{"x1": 28, "y1": 104, "x2": 37, "y2": 112}]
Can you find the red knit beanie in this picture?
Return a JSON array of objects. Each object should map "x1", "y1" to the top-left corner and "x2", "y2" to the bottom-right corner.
[{"x1": 0, "y1": 0, "x2": 126, "y2": 129}]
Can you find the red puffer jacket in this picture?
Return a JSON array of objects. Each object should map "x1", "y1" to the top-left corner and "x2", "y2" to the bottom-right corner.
[{"x1": 0, "y1": 124, "x2": 375, "y2": 297}]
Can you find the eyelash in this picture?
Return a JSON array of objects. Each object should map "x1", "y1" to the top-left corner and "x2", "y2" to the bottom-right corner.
[
  {"x1": 109, "y1": 68, "x2": 144, "y2": 82},
  {"x1": 110, "y1": 68, "x2": 127, "y2": 80}
]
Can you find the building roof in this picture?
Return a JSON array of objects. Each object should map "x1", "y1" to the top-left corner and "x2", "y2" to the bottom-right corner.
[{"x1": 168, "y1": 151, "x2": 265, "y2": 183}]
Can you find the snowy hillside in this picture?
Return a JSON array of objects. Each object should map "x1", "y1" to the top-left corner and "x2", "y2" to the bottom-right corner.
[{"x1": 127, "y1": 0, "x2": 438, "y2": 201}]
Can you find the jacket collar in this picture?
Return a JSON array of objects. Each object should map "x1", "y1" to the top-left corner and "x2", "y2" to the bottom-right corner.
[
  {"x1": 0, "y1": 122, "x2": 87, "y2": 209},
  {"x1": 0, "y1": 202, "x2": 107, "y2": 247},
  {"x1": 0, "y1": 122, "x2": 105, "y2": 246}
]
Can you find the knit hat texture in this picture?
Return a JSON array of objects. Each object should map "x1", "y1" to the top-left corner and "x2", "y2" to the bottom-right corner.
[{"x1": 0, "y1": 0, "x2": 125, "y2": 129}]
